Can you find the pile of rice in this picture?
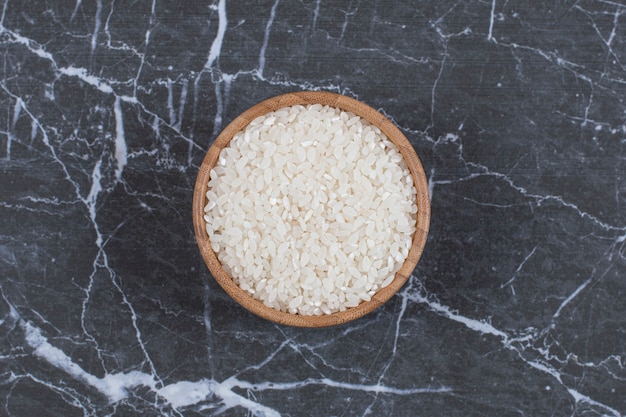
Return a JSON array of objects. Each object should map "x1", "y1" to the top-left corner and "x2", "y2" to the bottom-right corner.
[{"x1": 204, "y1": 104, "x2": 417, "y2": 315}]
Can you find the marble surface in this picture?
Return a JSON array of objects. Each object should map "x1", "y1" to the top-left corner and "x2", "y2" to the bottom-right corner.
[{"x1": 0, "y1": 0, "x2": 624, "y2": 415}]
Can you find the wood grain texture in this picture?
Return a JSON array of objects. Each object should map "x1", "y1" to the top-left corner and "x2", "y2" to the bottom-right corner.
[{"x1": 192, "y1": 91, "x2": 430, "y2": 327}]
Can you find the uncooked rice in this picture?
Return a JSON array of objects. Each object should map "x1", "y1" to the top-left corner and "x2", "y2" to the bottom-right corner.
[{"x1": 204, "y1": 104, "x2": 417, "y2": 315}]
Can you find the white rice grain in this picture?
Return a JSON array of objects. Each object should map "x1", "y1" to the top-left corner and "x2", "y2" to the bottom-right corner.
[{"x1": 205, "y1": 104, "x2": 417, "y2": 315}]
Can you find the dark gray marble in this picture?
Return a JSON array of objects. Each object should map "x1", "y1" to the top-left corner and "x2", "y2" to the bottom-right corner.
[{"x1": 0, "y1": 0, "x2": 624, "y2": 415}]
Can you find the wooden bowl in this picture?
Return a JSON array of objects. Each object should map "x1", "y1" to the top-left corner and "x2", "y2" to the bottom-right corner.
[{"x1": 192, "y1": 91, "x2": 430, "y2": 327}]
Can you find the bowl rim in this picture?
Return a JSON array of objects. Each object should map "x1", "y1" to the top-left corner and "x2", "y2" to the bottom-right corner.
[{"x1": 192, "y1": 91, "x2": 430, "y2": 327}]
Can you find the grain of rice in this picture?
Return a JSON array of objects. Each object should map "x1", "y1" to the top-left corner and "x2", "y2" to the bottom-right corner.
[{"x1": 205, "y1": 104, "x2": 417, "y2": 315}]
